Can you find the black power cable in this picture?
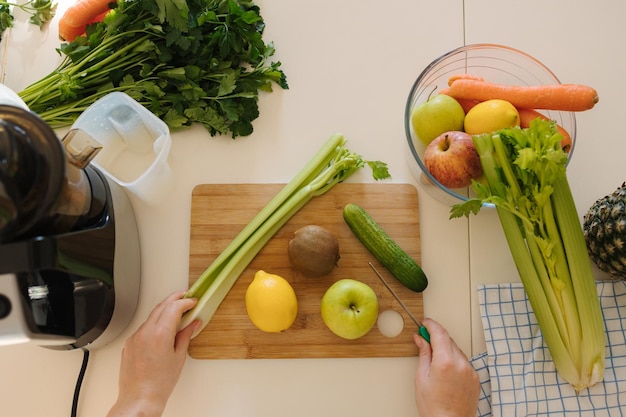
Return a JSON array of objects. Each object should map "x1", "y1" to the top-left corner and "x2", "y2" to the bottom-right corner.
[{"x1": 71, "y1": 348, "x2": 90, "y2": 417}]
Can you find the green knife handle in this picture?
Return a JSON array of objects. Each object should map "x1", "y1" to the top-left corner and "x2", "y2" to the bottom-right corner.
[{"x1": 418, "y1": 325, "x2": 431, "y2": 344}]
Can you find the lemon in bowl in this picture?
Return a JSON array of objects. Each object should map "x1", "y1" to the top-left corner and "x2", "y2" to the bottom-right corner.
[{"x1": 463, "y1": 99, "x2": 521, "y2": 135}]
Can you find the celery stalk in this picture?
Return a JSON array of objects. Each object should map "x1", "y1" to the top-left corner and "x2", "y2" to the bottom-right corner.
[
  {"x1": 451, "y1": 119, "x2": 605, "y2": 391},
  {"x1": 180, "y1": 134, "x2": 390, "y2": 336},
  {"x1": 185, "y1": 133, "x2": 346, "y2": 299},
  {"x1": 552, "y1": 175, "x2": 606, "y2": 387}
]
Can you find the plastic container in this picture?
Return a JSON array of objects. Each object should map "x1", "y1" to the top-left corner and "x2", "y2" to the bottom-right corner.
[
  {"x1": 0, "y1": 84, "x2": 28, "y2": 109},
  {"x1": 405, "y1": 44, "x2": 577, "y2": 206},
  {"x1": 71, "y1": 92, "x2": 173, "y2": 204}
]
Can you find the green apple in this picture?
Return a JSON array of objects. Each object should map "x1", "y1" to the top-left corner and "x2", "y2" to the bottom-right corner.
[
  {"x1": 320, "y1": 278, "x2": 378, "y2": 340},
  {"x1": 411, "y1": 94, "x2": 465, "y2": 145}
]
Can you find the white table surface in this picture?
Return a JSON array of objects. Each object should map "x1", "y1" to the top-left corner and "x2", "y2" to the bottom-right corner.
[{"x1": 0, "y1": 1, "x2": 623, "y2": 416}]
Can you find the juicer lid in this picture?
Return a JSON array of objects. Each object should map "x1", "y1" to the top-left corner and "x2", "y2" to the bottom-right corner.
[{"x1": 0, "y1": 105, "x2": 65, "y2": 242}]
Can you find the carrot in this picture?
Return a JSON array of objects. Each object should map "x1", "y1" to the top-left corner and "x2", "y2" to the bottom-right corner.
[
  {"x1": 437, "y1": 88, "x2": 480, "y2": 113},
  {"x1": 456, "y1": 98, "x2": 480, "y2": 114},
  {"x1": 62, "y1": 0, "x2": 114, "y2": 27},
  {"x1": 437, "y1": 88, "x2": 480, "y2": 114},
  {"x1": 447, "y1": 73, "x2": 484, "y2": 87},
  {"x1": 517, "y1": 108, "x2": 573, "y2": 153},
  {"x1": 58, "y1": 20, "x2": 86, "y2": 42},
  {"x1": 90, "y1": 10, "x2": 110, "y2": 23},
  {"x1": 58, "y1": 0, "x2": 115, "y2": 41},
  {"x1": 59, "y1": 12, "x2": 108, "y2": 41},
  {"x1": 447, "y1": 78, "x2": 599, "y2": 112}
]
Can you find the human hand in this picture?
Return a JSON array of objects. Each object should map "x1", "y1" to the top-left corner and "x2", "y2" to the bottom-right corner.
[
  {"x1": 106, "y1": 291, "x2": 201, "y2": 417},
  {"x1": 413, "y1": 318, "x2": 479, "y2": 417}
]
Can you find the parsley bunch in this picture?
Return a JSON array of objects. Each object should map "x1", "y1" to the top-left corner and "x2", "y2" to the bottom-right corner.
[
  {"x1": 0, "y1": 0, "x2": 55, "y2": 41},
  {"x1": 19, "y1": 0, "x2": 288, "y2": 138}
]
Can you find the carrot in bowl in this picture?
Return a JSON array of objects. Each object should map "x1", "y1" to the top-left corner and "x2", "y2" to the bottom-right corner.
[
  {"x1": 447, "y1": 78, "x2": 599, "y2": 112},
  {"x1": 456, "y1": 98, "x2": 480, "y2": 114},
  {"x1": 447, "y1": 73, "x2": 484, "y2": 86},
  {"x1": 58, "y1": 0, "x2": 116, "y2": 41},
  {"x1": 437, "y1": 88, "x2": 480, "y2": 113},
  {"x1": 517, "y1": 108, "x2": 573, "y2": 153}
]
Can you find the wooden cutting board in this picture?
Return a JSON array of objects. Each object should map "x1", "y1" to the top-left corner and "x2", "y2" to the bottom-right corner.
[{"x1": 187, "y1": 183, "x2": 424, "y2": 359}]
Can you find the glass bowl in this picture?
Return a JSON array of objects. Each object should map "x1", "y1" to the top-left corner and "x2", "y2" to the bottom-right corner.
[{"x1": 405, "y1": 43, "x2": 577, "y2": 206}]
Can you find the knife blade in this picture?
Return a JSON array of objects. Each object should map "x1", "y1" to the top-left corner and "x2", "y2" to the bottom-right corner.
[{"x1": 368, "y1": 262, "x2": 431, "y2": 343}]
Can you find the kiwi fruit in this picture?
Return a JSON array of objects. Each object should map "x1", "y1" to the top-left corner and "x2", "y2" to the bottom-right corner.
[{"x1": 288, "y1": 225, "x2": 340, "y2": 277}]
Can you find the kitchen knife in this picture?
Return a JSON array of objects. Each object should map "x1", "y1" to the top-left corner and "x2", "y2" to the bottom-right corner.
[{"x1": 368, "y1": 262, "x2": 431, "y2": 343}]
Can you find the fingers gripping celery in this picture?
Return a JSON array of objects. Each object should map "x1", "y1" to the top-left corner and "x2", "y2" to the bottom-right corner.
[
  {"x1": 451, "y1": 119, "x2": 605, "y2": 392},
  {"x1": 180, "y1": 134, "x2": 390, "y2": 336}
]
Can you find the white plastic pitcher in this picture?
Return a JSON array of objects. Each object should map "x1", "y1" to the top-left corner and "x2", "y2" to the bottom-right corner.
[
  {"x1": 0, "y1": 84, "x2": 28, "y2": 109},
  {"x1": 71, "y1": 92, "x2": 174, "y2": 205}
]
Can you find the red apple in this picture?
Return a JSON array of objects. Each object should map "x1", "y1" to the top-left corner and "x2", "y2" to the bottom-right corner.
[{"x1": 423, "y1": 131, "x2": 482, "y2": 189}]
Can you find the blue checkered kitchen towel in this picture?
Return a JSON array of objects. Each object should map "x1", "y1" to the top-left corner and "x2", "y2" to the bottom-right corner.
[{"x1": 470, "y1": 281, "x2": 626, "y2": 417}]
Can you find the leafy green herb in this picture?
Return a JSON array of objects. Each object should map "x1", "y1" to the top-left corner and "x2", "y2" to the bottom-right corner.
[
  {"x1": 367, "y1": 160, "x2": 392, "y2": 180},
  {"x1": 18, "y1": 0, "x2": 288, "y2": 138},
  {"x1": 0, "y1": 0, "x2": 56, "y2": 41}
]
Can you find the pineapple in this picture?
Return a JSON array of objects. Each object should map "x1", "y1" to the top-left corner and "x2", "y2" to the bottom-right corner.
[{"x1": 583, "y1": 182, "x2": 626, "y2": 279}]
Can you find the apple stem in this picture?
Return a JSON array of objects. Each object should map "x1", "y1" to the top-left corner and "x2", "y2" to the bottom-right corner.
[
  {"x1": 426, "y1": 85, "x2": 437, "y2": 101},
  {"x1": 439, "y1": 134, "x2": 451, "y2": 151}
]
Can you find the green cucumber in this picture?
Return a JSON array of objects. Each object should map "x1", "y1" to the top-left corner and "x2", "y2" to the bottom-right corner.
[{"x1": 343, "y1": 203, "x2": 428, "y2": 292}]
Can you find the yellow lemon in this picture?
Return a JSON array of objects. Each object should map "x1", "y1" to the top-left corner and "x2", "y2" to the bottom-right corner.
[
  {"x1": 245, "y1": 270, "x2": 298, "y2": 333},
  {"x1": 463, "y1": 99, "x2": 520, "y2": 135}
]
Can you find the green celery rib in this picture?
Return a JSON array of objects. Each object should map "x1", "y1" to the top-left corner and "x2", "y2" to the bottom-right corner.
[
  {"x1": 539, "y1": 188, "x2": 583, "y2": 364},
  {"x1": 522, "y1": 210, "x2": 575, "y2": 355},
  {"x1": 180, "y1": 186, "x2": 313, "y2": 334},
  {"x1": 496, "y1": 205, "x2": 580, "y2": 386},
  {"x1": 552, "y1": 175, "x2": 606, "y2": 389},
  {"x1": 185, "y1": 133, "x2": 345, "y2": 299}
]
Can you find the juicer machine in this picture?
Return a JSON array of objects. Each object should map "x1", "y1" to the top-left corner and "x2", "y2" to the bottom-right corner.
[{"x1": 0, "y1": 104, "x2": 140, "y2": 350}]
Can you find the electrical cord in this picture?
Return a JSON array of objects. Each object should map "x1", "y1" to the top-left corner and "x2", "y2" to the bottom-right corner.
[{"x1": 71, "y1": 348, "x2": 90, "y2": 417}]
